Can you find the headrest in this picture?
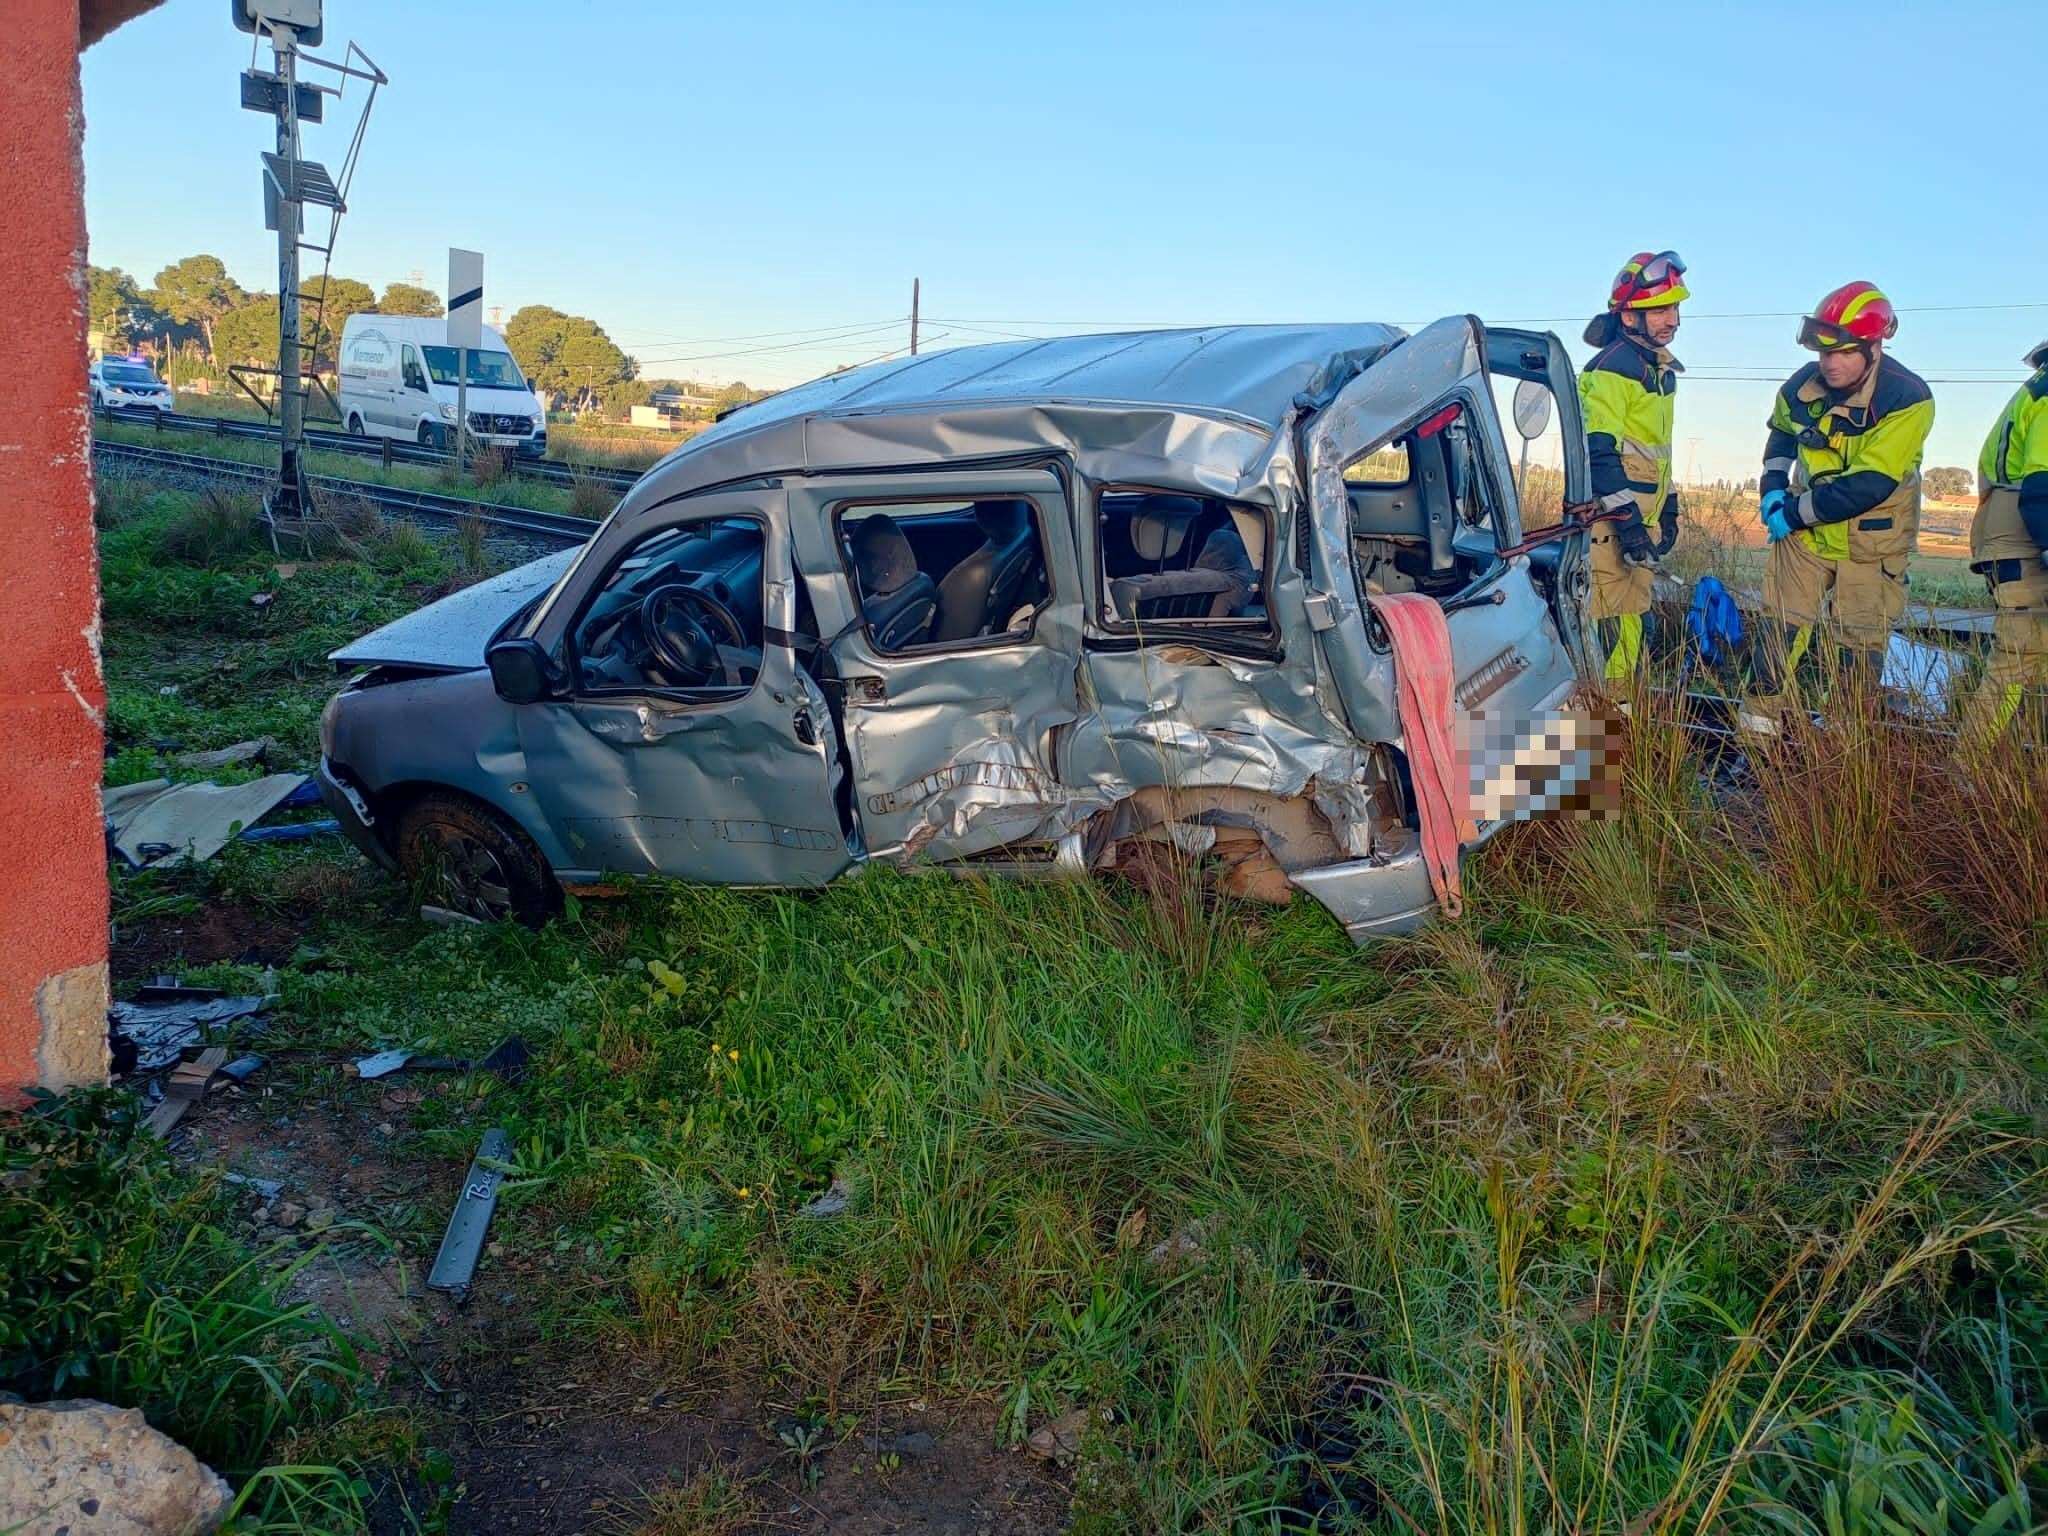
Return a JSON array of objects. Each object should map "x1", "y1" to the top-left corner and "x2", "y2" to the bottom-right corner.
[
  {"x1": 848, "y1": 514, "x2": 918, "y2": 596},
  {"x1": 974, "y1": 498, "x2": 1032, "y2": 543},
  {"x1": 1127, "y1": 495, "x2": 1204, "y2": 561}
]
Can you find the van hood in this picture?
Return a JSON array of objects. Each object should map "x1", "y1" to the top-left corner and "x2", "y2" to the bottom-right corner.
[{"x1": 330, "y1": 548, "x2": 580, "y2": 672}]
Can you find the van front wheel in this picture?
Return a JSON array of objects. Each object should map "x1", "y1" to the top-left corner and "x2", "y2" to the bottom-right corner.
[
  {"x1": 418, "y1": 421, "x2": 446, "y2": 451},
  {"x1": 396, "y1": 792, "x2": 561, "y2": 927}
]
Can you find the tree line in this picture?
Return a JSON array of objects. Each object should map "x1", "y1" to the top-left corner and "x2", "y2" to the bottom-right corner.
[{"x1": 86, "y1": 254, "x2": 763, "y2": 420}]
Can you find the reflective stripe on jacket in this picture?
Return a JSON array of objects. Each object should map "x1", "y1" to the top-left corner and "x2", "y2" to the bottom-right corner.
[
  {"x1": 1974, "y1": 368, "x2": 2048, "y2": 564},
  {"x1": 1579, "y1": 338, "x2": 1679, "y2": 526},
  {"x1": 1759, "y1": 357, "x2": 1933, "y2": 562}
]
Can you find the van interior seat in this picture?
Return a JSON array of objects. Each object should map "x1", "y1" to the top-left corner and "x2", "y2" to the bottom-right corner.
[
  {"x1": 848, "y1": 514, "x2": 937, "y2": 650},
  {"x1": 933, "y1": 499, "x2": 1039, "y2": 642},
  {"x1": 1112, "y1": 495, "x2": 1232, "y2": 619}
]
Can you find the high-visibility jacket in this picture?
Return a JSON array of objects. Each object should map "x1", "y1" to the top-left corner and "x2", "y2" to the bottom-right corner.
[
  {"x1": 1973, "y1": 367, "x2": 2048, "y2": 567},
  {"x1": 1759, "y1": 357, "x2": 1934, "y2": 562},
  {"x1": 1579, "y1": 337, "x2": 1680, "y2": 529}
]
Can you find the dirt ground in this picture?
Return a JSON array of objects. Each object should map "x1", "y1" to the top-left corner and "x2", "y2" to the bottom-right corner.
[{"x1": 158, "y1": 1051, "x2": 1070, "y2": 1535}]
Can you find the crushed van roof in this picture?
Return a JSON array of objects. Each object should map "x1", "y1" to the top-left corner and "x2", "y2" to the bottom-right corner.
[{"x1": 700, "y1": 323, "x2": 1409, "y2": 437}]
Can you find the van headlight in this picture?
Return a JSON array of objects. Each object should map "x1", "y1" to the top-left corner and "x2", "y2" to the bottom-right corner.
[{"x1": 439, "y1": 402, "x2": 457, "y2": 421}]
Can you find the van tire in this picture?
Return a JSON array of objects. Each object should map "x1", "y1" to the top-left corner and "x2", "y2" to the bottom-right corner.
[
  {"x1": 396, "y1": 791, "x2": 561, "y2": 927},
  {"x1": 419, "y1": 421, "x2": 445, "y2": 451},
  {"x1": 347, "y1": 413, "x2": 366, "y2": 436}
]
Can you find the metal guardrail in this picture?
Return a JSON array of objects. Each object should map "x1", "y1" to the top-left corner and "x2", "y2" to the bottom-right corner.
[
  {"x1": 97, "y1": 405, "x2": 642, "y2": 493},
  {"x1": 93, "y1": 439, "x2": 599, "y2": 546}
]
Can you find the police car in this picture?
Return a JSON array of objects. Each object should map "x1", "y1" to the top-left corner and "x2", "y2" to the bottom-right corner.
[{"x1": 90, "y1": 356, "x2": 175, "y2": 417}]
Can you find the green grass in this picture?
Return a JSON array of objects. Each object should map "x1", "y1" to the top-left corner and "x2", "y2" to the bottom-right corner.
[{"x1": 23, "y1": 484, "x2": 2048, "y2": 1531}]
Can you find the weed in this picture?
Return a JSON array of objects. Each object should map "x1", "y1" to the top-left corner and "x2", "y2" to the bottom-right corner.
[
  {"x1": 615, "y1": 1465, "x2": 759, "y2": 1536},
  {"x1": 454, "y1": 509, "x2": 489, "y2": 578},
  {"x1": 570, "y1": 469, "x2": 617, "y2": 521},
  {"x1": 469, "y1": 443, "x2": 511, "y2": 488},
  {"x1": 157, "y1": 487, "x2": 263, "y2": 566}
]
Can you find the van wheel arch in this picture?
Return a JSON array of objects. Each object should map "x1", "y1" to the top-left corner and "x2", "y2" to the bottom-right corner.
[{"x1": 390, "y1": 786, "x2": 561, "y2": 926}]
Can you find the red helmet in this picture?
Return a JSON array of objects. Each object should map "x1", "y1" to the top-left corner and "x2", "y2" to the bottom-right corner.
[
  {"x1": 1607, "y1": 250, "x2": 1688, "y2": 311},
  {"x1": 1799, "y1": 282, "x2": 1898, "y2": 352}
]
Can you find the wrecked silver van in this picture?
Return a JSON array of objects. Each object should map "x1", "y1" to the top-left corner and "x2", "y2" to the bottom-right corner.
[{"x1": 317, "y1": 317, "x2": 1597, "y2": 939}]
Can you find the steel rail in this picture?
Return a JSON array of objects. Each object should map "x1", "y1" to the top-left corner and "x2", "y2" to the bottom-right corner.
[{"x1": 93, "y1": 439, "x2": 598, "y2": 546}]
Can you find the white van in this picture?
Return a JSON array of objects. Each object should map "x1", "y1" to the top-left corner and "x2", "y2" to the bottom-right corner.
[{"x1": 337, "y1": 315, "x2": 547, "y2": 458}]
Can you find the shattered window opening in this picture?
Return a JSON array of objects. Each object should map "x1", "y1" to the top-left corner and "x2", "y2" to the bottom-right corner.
[
  {"x1": 833, "y1": 496, "x2": 1055, "y2": 655},
  {"x1": 1344, "y1": 442, "x2": 1410, "y2": 485},
  {"x1": 1092, "y1": 486, "x2": 1277, "y2": 645}
]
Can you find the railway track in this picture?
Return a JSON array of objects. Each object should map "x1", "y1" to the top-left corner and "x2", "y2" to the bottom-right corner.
[
  {"x1": 96, "y1": 408, "x2": 643, "y2": 493},
  {"x1": 93, "y1": 439, "x2": 598, "y2": 547}
]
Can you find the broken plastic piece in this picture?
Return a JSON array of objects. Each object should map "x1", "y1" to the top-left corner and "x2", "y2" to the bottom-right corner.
[
  {"x1": 354, "y1": 1049, "x2": 413, "y2": 1079},
  {"x1": 103, "y1": 773, "x2": 311, "y2": 868},
  {"x1": 219, "y1": 1054, "x2": 266, "y2": 1082},
  {"x1": 110, "y1": 994, "x2": 269, "y2": 1073},
  {"x1": 428, "y1": 1128, "x2": 511, "y2": 1302}
]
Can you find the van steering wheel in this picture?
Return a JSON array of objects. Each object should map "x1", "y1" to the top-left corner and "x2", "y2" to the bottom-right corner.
[{"x1": 639, "y1": 584, "x2": 746, "y2": 686}]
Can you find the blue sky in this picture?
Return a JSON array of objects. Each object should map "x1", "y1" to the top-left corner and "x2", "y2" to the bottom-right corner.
[{"x1": 83, "y1": 0, "x2": 2046, "y2": 482}]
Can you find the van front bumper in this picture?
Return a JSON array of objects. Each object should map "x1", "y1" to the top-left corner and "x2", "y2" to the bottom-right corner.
[{"x1": 316, "y1": 757, "x2": 397, "y2": 872}]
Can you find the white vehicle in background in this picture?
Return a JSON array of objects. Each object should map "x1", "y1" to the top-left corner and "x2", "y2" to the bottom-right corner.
[
  {"x1": 91, "y1": 356, "x2": 175, "y2": 417},
  {"x1": 336, "y1": 314, "x2": 547, "y2": 458}
]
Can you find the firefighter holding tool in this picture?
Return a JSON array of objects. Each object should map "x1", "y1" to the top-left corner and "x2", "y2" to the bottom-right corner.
[
  {"x1": 1580, "y1": 250, "x2": 1687, "y2": 682},
  {"x1": 1956, "y1": 339, "x2": 2048, "y2": 749},
  {"x1": 1749, "y1": 282, "x2": 1933, "y2": 720}
]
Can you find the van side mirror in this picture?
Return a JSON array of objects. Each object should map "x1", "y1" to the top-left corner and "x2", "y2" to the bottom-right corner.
[{"x1": 486, "y1": 638, "x2": 563, "y2": 704}]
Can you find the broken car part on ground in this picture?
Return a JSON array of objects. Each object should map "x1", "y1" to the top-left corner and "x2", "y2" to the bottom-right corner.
[{"x1": 317, "y1": 319, "x2": 1601, "y2": 940}]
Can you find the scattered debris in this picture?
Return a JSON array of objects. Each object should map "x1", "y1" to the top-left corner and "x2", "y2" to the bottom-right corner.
[
  {"x1": 476, "y1": 1036, "x2": 533, "y2": 1084},
  {"x1": 103, "y1": 773, "x2": 310, "y2": 868},
  {"x1": 0, "y1": 1398, "x2": 233, "y2": 1536},
  {"x1": 420, "y1": 904, "x2": 483, "y2": 927},
  {"x1": 173, "y1": 736, "x2": 277, "y2": 770},
  {"x1": 146, "y1": 1047, "x2": 228, "y2": 1138},
  {"x1": 353, "y1": 1049, "x2": 414, "y2": 1079},
  {"x1": 429, "y1": 1127, "x2": 512, "y2": 1302},
  {"x1": 238, "y1": 817, "x2": 341, "y2": 844},
  {"x1": 352, "y1": 1036, "x2": 531, "y2": 1083},
  {"x1": 109, "y1": 991, "x2": 269, "y2": 1073},
  {"x1": 224, "y1": 1172, "x2": 285, "y2": 1200},
  {"x1": 800, "y1": 1179, "x2": 852, "y2": 1218},
  {"x1": 218, "y1": 1053, "x2": 266, "y2": 1082}
]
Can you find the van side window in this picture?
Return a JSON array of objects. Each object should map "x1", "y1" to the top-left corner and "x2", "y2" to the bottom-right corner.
[
  {"x1": 401, "y1": 345, "x2": 428, "y2": 393},
  {"x1": 1093, "y1": 489, "x2": 1275, "y2": 643},
  {"x1": 571, "y1": 519, "x2": 766, "y2": 697},
  {"x1": 835, "y1": 498, "x2": 1052, "y2": 653}
]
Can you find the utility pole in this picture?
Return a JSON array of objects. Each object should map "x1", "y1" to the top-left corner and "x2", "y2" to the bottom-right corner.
[
  {"x1": 271, "y1": 22, "x2": 308, "y2": 519},
  {"x1": 910, "y1": 278, "x2": 919, "y2": 356},
  {"x1": 235, "y1": 1, "x2": 384, "y2": 525}
]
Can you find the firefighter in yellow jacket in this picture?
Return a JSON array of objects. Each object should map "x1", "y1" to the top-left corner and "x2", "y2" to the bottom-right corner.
[
  {"x1": 1957, "y1": 339, "x2": 2048, "y2": 748},
  {"x1": 1752, "y1": 282, "x2": 1934, "y2": 708},
  {"x1": 1580, "y1": 251, "x2": 1686, "y2": 681}
]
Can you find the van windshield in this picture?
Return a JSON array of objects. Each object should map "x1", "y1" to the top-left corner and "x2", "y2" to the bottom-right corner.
[{"x1": 420, "y1": 347, "x2": 526, "y2": 390}]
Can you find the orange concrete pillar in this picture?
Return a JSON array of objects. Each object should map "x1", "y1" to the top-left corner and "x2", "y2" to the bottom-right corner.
[{"x1": 1, "y1": 0, "x2": 110, "y2": 1096}]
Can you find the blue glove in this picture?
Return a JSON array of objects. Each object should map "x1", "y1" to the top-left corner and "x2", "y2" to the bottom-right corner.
[
  {"x1": 1759, "y1": 489, "x2": 1785, "y2": 525},
  {"x1": 1763, "y1": 506, "x2": 1793, "y2": 543}
]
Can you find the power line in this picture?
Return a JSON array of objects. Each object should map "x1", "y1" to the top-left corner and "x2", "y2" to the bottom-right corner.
[
  {"x1": 628, "y1": 321, "x2": 908, "y2": 368},
  {"x1": 611, "y1": 315, "x2": 901, "y2": 348}
]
